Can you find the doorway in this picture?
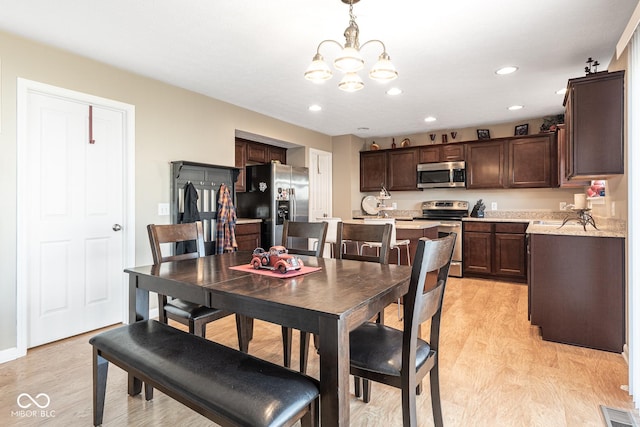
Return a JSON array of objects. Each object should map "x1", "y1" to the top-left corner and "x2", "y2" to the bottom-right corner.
[{"x1": 16, "y1": 79, "x2": 135, "y2": 353}]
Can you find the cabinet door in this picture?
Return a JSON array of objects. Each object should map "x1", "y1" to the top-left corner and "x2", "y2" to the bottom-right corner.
[
  {"x1": 387, "y1": 148, "x2": 418, "y2": 190},
  {"x1": 494, "y1": 233, "x2": 526, "y2": 280},
  {"x1": 566, "y1": 70, "x2": 624, "y2": 178},
  {"x1": 235, "y1": 222, "x2": 261, "y2": 251},
  {"x1": 441, "y1": 144, "x2": 465, "y2": 162},
  {"x1": 507, "y1": 136, "x2": 553, "y2": 188},
  {"x1": 466, "y1": 141, "x2": 505, "y2": 188},
  {"x1": 360, "y1": 151, "x2": 388, "y2": 192},
  {"x1": 246, "y1": 142, "x2": 268, "y2": 163},
  {"x1": 463, "y1": 231, "x2": 492, "y2": 275},
  {"x1": 234, "y1": 140, "x2": 247, "y2": 192},
  {"x1": 418, "y1": 147, "x2": 440, "y2": 163},
  {"x1": 557, "y1": 124, "x2": 590, "y2": 188},
  {"x1": 269, "y1": 146, "x2": 287, "y2": 164}
]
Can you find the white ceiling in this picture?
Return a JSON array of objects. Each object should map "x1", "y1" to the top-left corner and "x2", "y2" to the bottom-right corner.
[{"x1": 0, "y1": 0, "x2": 637, "y2": 138}]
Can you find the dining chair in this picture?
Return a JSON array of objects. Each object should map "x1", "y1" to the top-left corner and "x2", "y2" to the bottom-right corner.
[
  {"x1": 349, "y1": 233, "x2": 456, "y2": 427},
  {"x1": 280, "y1": 220, "x2": 328, "y2": 369},
  {"x1": 361, "y1": 217, "x2": 411, "y2": 320},
  {"x1": 147, "y1": 222, "x2": 246, "y2": 348},
  {"x1": 295, "y1": 221, "x2": 393, "y2": 373},
  {"x1": 314, "y1": 217, "x2": 342, "y2": 257}
]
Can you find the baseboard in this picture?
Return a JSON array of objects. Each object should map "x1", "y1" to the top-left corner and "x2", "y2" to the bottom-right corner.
[{"x1": 0, "y1": 346, "x2": 26, "y2": 364}]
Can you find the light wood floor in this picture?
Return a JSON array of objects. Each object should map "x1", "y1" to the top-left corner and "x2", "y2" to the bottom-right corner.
[{"x1": 1, "y1": 277, "x2": 635, "y2": 426}]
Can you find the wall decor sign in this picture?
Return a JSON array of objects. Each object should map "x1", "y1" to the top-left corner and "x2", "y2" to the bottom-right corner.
[
  {"x1": 515, "y1": 123, "x2": 529, "y2": 136},
  {"x1": 476, "y1": 129, "x2": 490, "y2": 140}
]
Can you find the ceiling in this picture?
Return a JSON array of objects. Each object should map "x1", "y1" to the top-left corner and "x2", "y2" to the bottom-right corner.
[{"x1": 0, "y1": 0, "x2": 637, "y2": 138}]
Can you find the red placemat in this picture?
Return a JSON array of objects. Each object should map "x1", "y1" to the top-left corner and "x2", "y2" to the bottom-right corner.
[{"x1": 229, "y1": 264, "x2": 321, "y2": 279}]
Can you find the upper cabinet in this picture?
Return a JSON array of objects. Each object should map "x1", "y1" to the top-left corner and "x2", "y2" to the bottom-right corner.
[
  {"x1": 466, "y1": 133, "x2": 556, "y2": 189},
  {"x1": 563, "y1": 70, "x2": 624, "y2": 179},
  {"x1": 360, "y1": 148, "x2": 418, "y2": 192},
  {"x1": 235, "y1": 138, "x2": 287, "y2": 192},
  {"x1": 418, "y1": 144, "x2": 465, "y2": 163},
  {"x1": 556, "y1": 124, "x2": 590, "y2": 188}
]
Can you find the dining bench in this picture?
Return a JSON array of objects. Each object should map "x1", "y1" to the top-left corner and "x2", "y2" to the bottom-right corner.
[{"x1": 89, "y1": 320, "x2": 320, "y2": 426}]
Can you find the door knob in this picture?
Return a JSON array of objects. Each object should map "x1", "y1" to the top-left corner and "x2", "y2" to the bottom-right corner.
[{"x1": 112, "y1": 224, "x2": 122, "y2": 231}]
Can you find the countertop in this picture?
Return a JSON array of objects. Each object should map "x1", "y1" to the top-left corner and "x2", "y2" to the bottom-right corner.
[
  {"x1": 236, "y1": 218, "x2": 262, "y2": 224},
  {"x1": 347, "y1": 218, "x2": 440, "y2": 230}
]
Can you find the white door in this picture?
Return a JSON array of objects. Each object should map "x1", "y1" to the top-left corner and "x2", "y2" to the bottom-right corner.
[
  {"x1": 309, "y1": 149, "x2": 333, "y2": 256},
  {"x1": 24, "y1": 91, "x2": 125, "y2": 347}
]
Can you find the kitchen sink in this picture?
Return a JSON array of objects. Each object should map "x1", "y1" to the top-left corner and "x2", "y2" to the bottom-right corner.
[{"x1": 532, "y1": 219, "x2": 595, "y2": 229}]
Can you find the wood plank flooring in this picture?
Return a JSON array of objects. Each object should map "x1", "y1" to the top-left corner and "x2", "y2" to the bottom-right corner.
[{"x1": 0, "y1": 277, "x2": 635, "y2": 426}]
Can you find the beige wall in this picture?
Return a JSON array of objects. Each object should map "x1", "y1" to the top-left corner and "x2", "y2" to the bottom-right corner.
[{"x1": 0, "y1": 31, "x2": 331, "y2": 352}]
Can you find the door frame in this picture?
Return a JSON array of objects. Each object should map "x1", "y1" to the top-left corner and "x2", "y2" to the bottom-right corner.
[{"x1": 15, "y1": 78, "x2": 135, "y2": 358}]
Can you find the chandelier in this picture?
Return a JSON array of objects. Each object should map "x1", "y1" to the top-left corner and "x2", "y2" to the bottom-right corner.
[{"x1": 304, "y1": 0, "x2": 398, "y2": 92}]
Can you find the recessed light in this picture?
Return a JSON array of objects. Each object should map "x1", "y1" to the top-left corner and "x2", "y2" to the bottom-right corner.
[
  {"x1": 308, "y1": 104, "x2": 322, "y2": 112},
  {"x1": 556, "y1": 88, "x2": 567, "y2": 95},
  {"x1": 508, "y1": 105, "x2": 524, "y2": 111},
  {"x1": 496, "y1": 66, "x2": 518, "y2": 75},
  {"x1": 386, "y1": 87, "x2": 402, "y2": 96},
  {"x1": 424, "y1": 116, "x2": 437, "y2": 122},
  {"x1": 357, "y1": 127, "x2": 370, "y2": 131}
]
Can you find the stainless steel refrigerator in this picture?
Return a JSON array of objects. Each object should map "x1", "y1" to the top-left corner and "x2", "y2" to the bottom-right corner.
[{"x1": 236, "y1": 163, "x2": 309, "y2": 248}]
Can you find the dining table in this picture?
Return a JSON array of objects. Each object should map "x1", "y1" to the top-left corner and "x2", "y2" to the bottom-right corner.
[{"x1": 125, "y1": 250, "x2": 412, "y2": 426}]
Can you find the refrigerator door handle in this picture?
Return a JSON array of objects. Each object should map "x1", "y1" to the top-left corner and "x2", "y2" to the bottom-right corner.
[{"x1": 290, "y1": 188, "x2": 296, "y2": 221}]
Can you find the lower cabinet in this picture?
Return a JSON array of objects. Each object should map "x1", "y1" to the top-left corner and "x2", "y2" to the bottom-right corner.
[
  {"x1": 463, "y1": 221, "x2": 527, "y2": 282},
  {"x1": 529, "y1": 234, "x2": 624, "y2": 352},
  {"x1": 235, "y1": 222, "x2": 261, "y2": 251}
]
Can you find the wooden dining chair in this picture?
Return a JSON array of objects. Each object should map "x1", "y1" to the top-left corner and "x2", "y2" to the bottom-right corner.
[
  {"x1": 280, "y1": 220, "x2": 328, "y2": 369},
  {"x1": 296, "y1": 221, "x2": 393, "y2": 373},
  {"x1": 349, "y1": 233, "x2": 456, "y2": 427},
  {"x1": 147, "y1": 222, "x2": 246, "y2": 348}
]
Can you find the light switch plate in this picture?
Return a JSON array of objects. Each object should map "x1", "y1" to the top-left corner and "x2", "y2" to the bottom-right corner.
[
  {"x1": 491, "y1": 202, "x2": 497, "y2": 210},
  {"x1": 158, "y1": 203, "x2": 170, "y2": 216}
]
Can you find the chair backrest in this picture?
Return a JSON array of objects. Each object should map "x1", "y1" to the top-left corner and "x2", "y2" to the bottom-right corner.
[
  {"x1": 363, "y1": 217, "x2": 397, "y2": 244},
  {"x1": 316, "y1": 217, "x2": 341, "y2": 244},
  {"x1": 336, "y1": 222, "x2": 393, "y2": 264},
  {"x1": 281, "y1": 220, "x2": 328, "y2": 257},
  {"x1": 147, "y1": 222, "x2": 206, "y2": 264},
  {"x1": 403, "y1": 233, "x2": 456, "y2": 367}
]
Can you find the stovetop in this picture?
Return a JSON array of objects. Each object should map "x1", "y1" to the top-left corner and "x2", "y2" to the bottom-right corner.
[{"x1": 417, "y1": 200, "x2": 469, "y2": 220}]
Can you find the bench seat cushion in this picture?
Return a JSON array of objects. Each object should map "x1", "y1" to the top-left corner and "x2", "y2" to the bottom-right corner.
[{"x1": 90, "y1": 320, "x2": 319, "y2": 427}]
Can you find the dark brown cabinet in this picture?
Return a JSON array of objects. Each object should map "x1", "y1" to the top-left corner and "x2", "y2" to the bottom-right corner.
[
  {"x1": 235, "y1": 138, "x2": 287, "y2": 192},
  {"x1": 529, "y1": 233, "x2": 624, "y2": 352},
  {"x1": 556, "y1": 124, "x2": 590, "y2": 188},
  {"x1": 360, "y1": 150, "x2": 388, "y2": 192},
  {"x1": 466, "y1": 141, "x2": 505, "y2": 188},
  {"x1": 564, "y1": 70, "x2": 624, "y2": 179},
  {"x1": 360, "y1": 148, "x2": 418, "y2": 192},
  {"x1": 463, "y1": 221, "x2": 527, "y2": 282},
  {"x1": 418, "y1": 144, "x2": 465, "y2": 163},
  {"x1": 466, "y1": 134, "x2": 555, "y2": 189},
  {"x1": 395, "y1": 226, "x2": 439, "y2": 265},
  {"x1": 235, "y1": 222, "x2": 261, "y2": 251}
]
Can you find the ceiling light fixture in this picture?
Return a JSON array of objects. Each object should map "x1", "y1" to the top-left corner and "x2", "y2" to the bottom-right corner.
[
  {"x1": 508, "y1": 105, "x2": 524, "y2": 111},
  {"x1": 424, "y1": 116, "x2": 437, "y2": 122},
  {"x1": 496, "y1": 66, "x2": 518, "y2": 75},
  {"x1": 304, "y1": 0, "x2": 398, "y2": 92},
  {"x1": 308, "y1": 104, "x2": 322, "y2": 111},
  {"x1": 386, "y1": 87, "x2": 402, "y2": 96}
]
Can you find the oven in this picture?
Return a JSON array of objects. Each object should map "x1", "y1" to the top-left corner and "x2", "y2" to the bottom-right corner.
[{"x1": 416, "y1": 200, "x2": 468, "y2": 277}]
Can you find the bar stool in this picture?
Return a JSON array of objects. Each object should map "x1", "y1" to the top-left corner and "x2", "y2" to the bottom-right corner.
[{"x1": 315, "y1": 217, "x2": 342, "y2": 257}]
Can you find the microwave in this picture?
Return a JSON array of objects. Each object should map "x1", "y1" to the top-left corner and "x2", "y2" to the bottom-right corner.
[{"x1": 417, "y1": 161, "x2": 466, "y2": 189}]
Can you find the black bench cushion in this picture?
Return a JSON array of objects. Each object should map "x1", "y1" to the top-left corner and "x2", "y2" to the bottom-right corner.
[{"x1": 90, "y1": 320, "x2": 319, "y2": 427}]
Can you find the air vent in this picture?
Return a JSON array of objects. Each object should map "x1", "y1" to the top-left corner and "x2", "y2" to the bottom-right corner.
[{"x1": 601, "y1": 405, "x2": 637, "y2": 427}]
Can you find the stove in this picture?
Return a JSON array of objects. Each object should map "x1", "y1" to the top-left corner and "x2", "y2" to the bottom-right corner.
[{"x1": 417, "y1": 200, "x2": 468, "y2": 277}]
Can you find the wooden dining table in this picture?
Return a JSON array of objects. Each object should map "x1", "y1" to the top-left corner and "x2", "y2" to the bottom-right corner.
[{"x1": 125, "y1": 251, "x2": 412, "y2": 426}]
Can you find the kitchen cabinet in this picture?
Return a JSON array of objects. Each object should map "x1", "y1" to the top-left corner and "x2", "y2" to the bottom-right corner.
[
  {"x1": 564, "y1": 70, "x2": 624, "y2": 179},
  {"x1": 529, "y1": 233, "x2": 624, "y2": 352},
  {"x1": 418, "y1": 144, "x2": 465, "y2": 163},
  {"x1": 466, "y1": 134, "x2": 555, "y2": 189},
  {"x1": 463, "y1": 221, "x2": 527, "y2": 282},
  {"x1": 556, "y1": 124, "x2": 590, "y2": 188},
  {"x1": 235, "y1": 221, "x2": 261, "y2": 251},
  {"x1": 235, "y1": 138, "x2": 287, "y2": 192},
  {"x1": 395, "y1": 225, "x2": 439, "y2": 265},
  {"x1": 466, "y1": 141, "x2": 505, "y2": 188},
  {"x1": 360, "y1": 148, "x2": 418, "y2": 192}
]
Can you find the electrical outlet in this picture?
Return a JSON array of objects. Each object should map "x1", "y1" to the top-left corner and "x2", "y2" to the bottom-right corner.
[
  {"x1": 560, "y1": 202, "x2": 567, "y2": 211},
  {"x1": 491, "y1": 202, "x2": 497, "y2": 211},
  {"x1": 158, "y1": 203, "x2": 170, "y2": 216}
]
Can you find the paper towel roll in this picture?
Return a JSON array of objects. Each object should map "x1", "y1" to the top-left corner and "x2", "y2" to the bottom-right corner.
[{"x1": 574, "y1": 193, "x2": 587, "y2": 209}]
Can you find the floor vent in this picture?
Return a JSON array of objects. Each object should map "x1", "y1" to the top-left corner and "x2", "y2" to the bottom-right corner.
[{"x1": 601, "y1": 405, "x2": 638, "y2": 427}]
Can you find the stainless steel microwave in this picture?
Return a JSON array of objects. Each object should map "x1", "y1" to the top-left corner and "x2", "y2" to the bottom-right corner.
[{"x1": 417, "y1": 161, "x2": 466, "y2": 189}]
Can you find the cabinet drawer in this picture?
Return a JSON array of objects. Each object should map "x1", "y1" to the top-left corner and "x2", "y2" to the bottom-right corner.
[
  {"x1": 235, "y1": 222, "x2": 260, "y2": 235},
  {"x1": 463, "y1": 222, "x2": 492, "y2": 232},
  {"x1": 495, "y1": 222, "x2": 527, "y2": 234}
]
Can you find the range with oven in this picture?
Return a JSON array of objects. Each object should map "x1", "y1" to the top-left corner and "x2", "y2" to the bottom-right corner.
[{"x1": 416, "y1": 200, "x2": 468, "y2": 277}]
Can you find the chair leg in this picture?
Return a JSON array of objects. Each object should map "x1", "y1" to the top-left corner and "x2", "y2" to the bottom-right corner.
[
  {"x1": 401, "y1": 380, "x2": 418, "y2": 427},
  {"x1": 282, "y1": 326, "x2": 293, "y2": 368},
  {"x1": 157, "y1": 294, "x2": 168, "y2": 323},
  {"x1": 193, "y1": 319, "x2": 206, "y2": 338},
  {"x1": 144, "y1": 383, "x2": 154, "y2": 401},
  {"x1": 300, "y1": 331, "x2": 311, "y2": 374},
  {"x1": 354, "y1": 376, "x2": 362, "y2": 398},
  {"x1": 236, "y1": 314, "x2": 253, "y2": 352},
  {"x1": 93, "y1": 349, "x2": 108, "y2": 427},
  {"x1": 430, "y1": 363, "x2": 443, "y2": 427},
  {"x1": 362, "y1": 379, "x2": 372, "y2": 403}
]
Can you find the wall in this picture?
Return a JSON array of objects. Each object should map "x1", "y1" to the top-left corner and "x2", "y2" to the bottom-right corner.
[{"x1": 0, "y1": 31, "x2": 332, "y2": 353}]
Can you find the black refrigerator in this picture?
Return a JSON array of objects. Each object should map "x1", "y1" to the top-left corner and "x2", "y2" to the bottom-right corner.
[{"x1": 236, "y1": 163, "x2": 309, "y2": 248}]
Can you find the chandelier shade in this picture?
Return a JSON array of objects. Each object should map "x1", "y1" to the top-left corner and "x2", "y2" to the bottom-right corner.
[{"x1": 305, "y1": 0, "x2": 397, "y2": 92}]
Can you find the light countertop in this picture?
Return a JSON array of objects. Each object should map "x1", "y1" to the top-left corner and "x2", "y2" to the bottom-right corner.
[
  {"x1": 236, "y1": 218, "x2": 262, "y2": 224},
  {"x1": 347, "y1": 219, "x2": 440, "y2": 230}
]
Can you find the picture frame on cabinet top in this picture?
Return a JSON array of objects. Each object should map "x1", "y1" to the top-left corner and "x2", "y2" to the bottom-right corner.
[
  {"x1": 477, "y1": 129, "x2": 490, "y2": 140},
  {"x1": 515, "y1": 124, "x2": 529, "y2": 136}
]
